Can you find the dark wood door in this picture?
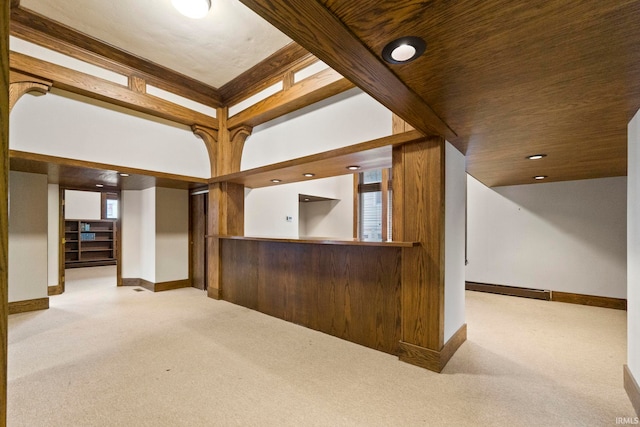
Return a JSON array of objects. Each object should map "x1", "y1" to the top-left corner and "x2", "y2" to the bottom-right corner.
[{"x1": 190, "y1": 193, "x2": 207, "y2": 290}]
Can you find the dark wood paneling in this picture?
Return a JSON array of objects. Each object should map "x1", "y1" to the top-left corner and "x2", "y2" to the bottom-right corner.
[
  {"x1": 220, "y1": 239, "x2": 402, "y2": 354},
  {"x1": 624, "y1": 365, "x2": 640, "y2": 417},
  {"x1": 398, "y1": 323, "x2": 467, "y2": 373},
  {"x1": 10, "y1": 7, "x2": 222, "y2": 107},
  {"x1": 8, "y1": 297, "x2": 49, "y2": 315},
  {"x1": 1, "y1": 0, "x2": 8, "y2": 421},
  {"x1": 551, "y1": 291, "x2": 627, "y2": 311},
  {"x1": 190, "y1": 194, "x2": 207, "y2": 291},
  {"x1": 394, "y1": 137, "x2": 446, "y2": 351},
  {"x1": 466, "y1": 282, "x2": 551, "y2": 301}
]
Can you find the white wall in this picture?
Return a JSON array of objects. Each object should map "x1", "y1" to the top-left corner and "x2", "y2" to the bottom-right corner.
[
  {"x1": 444, "y1": 143, "x2": 466, "y2": 342},
  {"x1": 9, "y1": 89, "x2": 211, "y2": 178},
  {"x1": 466, "y1": 175, "x2": 627, "y2": 298},
  {"x1": 47, "y1": 184, "x2": 59, "y2": 287},
  {"x1": 155, "y1": 187, "x2": 189, "y2": 282},
  {"x1": 628, "y1": 108, "x2": 640, "y2": 384},
  {"x1": 64, "y1": 190, "x2": 101, "y2": 219},
  {"x1": 242, "y1": 89, "x2": 392, "y2": 238},
  {"x1": 9, "y1": 172, "x2": 48, "y2": 302},
  {"x1": 298, "y1": 175, "x2": 354, "y2": 239},
  {"x1": 122, "y1": 190, "x2": 142, "y2": 279}
]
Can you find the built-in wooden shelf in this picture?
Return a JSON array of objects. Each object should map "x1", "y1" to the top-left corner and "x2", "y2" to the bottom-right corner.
[
  {"x1": 209, "y1": 235, "x2": 420, "y2": 248},
  {"x1": 64, "y1": 219, "x2": 117, "y2": 268},
  {"x1": 209, "y1": 130, "x2": 424, "y2": 189}
]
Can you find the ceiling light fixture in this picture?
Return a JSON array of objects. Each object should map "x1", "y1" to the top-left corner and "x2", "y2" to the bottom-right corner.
[
  {"x1": 534, "y1": 176, "x2": 547, "y2": 180},
  {"x1": 303, "y1": 173, "x2": 315, "y2": 178},
  {"x1": 347, "y1": 165, "x2": 361, "y2": 171},
  {"x1": 271, "y1": 179, "x2": 281, "y2": 183},
  {"x1": 382, "y1": 36, "x2": 426, "y2": 64},
  {"x1": 527, "y1": 154, "x2": 547, "y2": 160},
  {"x1": 96, "y1": 184, "x2": 104, "y2": 188},
  {"x1": 120, "y1": 173, "x2": 130, "y2": 177},
  {"x1": 172, "y1": 0, "x2": 211, "y2": 19}
]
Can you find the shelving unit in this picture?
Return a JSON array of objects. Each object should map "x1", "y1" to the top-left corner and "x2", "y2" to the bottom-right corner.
[{"x1": 64, "y1": 219, "x2": 117, "y2": 268}]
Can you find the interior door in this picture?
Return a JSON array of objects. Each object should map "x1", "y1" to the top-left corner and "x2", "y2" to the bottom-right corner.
[{"x1": 190, "y1": 193, "x2": 207, "y2": 290}]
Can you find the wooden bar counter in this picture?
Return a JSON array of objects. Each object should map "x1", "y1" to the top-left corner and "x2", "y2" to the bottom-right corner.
[{"x1": 216, "y1": 236, "x2": 418, "y2": 355}]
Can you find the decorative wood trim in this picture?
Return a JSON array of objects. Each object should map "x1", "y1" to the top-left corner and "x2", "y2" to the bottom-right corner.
[
  {"x1": 238, "y1": 0, "x2": 456, "y2": 141},
  {"x1": 128, "y1": 75, "x2": 146, "y2": 94},
  {"x1": 209, "y1": 130, "x2": 424, "y2": 188},
  {"x1": 551, "y1": 291, "x2": 627, "y2": 311},
  {"x1": 220, "y1": 42, "x2": 312, "y2": 105},
  {"x1": 10, "y1": 7, "x2": 222, "y2": 107},
  {"x1": 8, "y1": 297, "x2": 49, "y2": 315},
  {"x1": 228, "y1": 67, "x2": 354, "y2": 129},
  {"x1": 9, "y1": 77, "x2": 51, "y2": 111},
  {"x1": 192, "y1": 125, "x2": 218, "y2": 178},
  {"x1": 10, "y1": 52, "x2": 218, "y2": 129},
  {"x1": 466, "y1": 281, "x2": 551, "y2": 301},
  {"x1": 353, "y1": 174, "x2": 359, "y2": 239},
  {"x1": 398, "y1": 323, "x2": 467, "y2": 373},
  {"x1": 624, "y1": 365, "x2": 640, "y2": 417},
  {"x1": 10, "y1": 150, "x2": 208, "y2": 185},
  {"x1": 1, "y1": 0, "x2": 9, "y2": 418},
  {"x1": 215, "y1": 235, "x2": 419, "y2": 247},
  {"x1": 58, "y1": 186, "x2": 65, "y2": 294}
]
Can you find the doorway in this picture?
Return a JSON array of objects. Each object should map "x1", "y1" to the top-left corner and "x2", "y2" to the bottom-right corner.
[{"x1": 190, "y1": 191, "x2": 207, "y2": 291}]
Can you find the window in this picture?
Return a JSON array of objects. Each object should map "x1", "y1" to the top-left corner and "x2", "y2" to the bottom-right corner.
[
  {"x1": 102, "y1": 192, "x2": 119, "y2": 219},
  {"x1": 357, "y1": 169, "x2": 392, "y2": 241}
]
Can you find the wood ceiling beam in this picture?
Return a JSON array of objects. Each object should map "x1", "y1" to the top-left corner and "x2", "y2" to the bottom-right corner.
[
  {"x1": 10, "y1": 51, "x2": 218, "y2": 129},
  {"x1": 228, "y1": 67, "x2": 354, "y2": 129},
  {"x1": 238, "y1": 0, "x2": 457, "y2": 141},
  {"x1": 220, "y1": 42, "x2": 314, "y2": 106},
  {"x1": 10, "y1": 7, "x2": 223, "y2": 108}
]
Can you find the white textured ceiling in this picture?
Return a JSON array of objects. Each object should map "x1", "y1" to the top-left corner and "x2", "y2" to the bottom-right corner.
[{"x1": 20, "y1": 0, "x2": 293, "y2": 88}]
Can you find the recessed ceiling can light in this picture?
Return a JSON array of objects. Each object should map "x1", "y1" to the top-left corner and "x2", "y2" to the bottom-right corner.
[
  {"x1": 303, "y1": 173, "x2": 315, "y2": 178},
  {"x1": 347, "y1": 165, "x2": 361, "y2": 171},
  {"x1": 527, "y1": 154, "x2": 547, "y2": 160},
  {"x1": 271, "y1": 179, "x2": 281, "y2": 183},
  {"x1": 304, "y1": 198, "x2": 310, "y2": 202},
  {"x1": 534, "y1": 176, "x2": 548, "y2": 180},
  {"x1": 96, "y1": 184, "x2": 104, "y2": 187},
  {"x1": 172, "y1": 0, "x2": 211, "y2": 19},
  {"x1": 382, "y1": 36, "x2": 426, "y2": 64},
  {"x1": 120, "y1": 173, "x2": 130, "y2": 177}
]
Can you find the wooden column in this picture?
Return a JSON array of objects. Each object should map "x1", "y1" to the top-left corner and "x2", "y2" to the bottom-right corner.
[
  {"x1": 205, "y1": 108, "x2": 252, "y2": 299},
  {"x1": 1, "y1": 0, "x2": 9, "y2": 422}
]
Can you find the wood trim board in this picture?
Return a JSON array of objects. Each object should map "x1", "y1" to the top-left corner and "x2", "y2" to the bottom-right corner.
[
  {"x1": 122, "y1": 278, "x2": 190, "y2": 293},
  {"x1": 8, "y1": 297, "x2": 49, "y2": 315},
  {"x1": 551, "y1": 291, "x2": 627, "y2": 311},
  {"x1": 465, "y1": 282, "x2": 550, "y2": 301},
  {"x1": 1, "y1": 1, "x2": 9, "y2": 422},
  {"x1": 397, "y1": 323, "x2": 467, "y2": 373}
]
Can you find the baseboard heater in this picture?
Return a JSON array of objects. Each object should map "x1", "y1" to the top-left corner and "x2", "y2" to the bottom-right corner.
[{"x1": 465, "y1": 282, "x2": 551, "y2": 301}]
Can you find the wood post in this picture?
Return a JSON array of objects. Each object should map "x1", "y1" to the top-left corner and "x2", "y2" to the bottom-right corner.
[{"x1": 1, "y1": 0, "x2": 9, "y2": 422}]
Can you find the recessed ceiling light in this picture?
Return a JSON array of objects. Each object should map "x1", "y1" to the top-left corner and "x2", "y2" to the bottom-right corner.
[
  {"x1": 347, "y1": 165, "x2": 361, "y2": 171},
  {"x1": 120, "y1": 173, "x2": 130, "y2": 177},
  {"x1": 96, "y1": 184, "x2": 104, "y2": 187},
  {"x1": 172, "y1": 0, "x2": 211, "y2": 19},
  {"x1": 271, "y1": 179, "x2": 281, "y2": 183},
  {"x1": 304, "y1": 198, "x2": 310, "y2": 202},
  {"x1": 527, "y1": 154, "x2": 547, "y2": 160},
  {"x1": 534, "y1": 176, "x2": 548, "y2": 180},
  {"x1": 382, "y1": 37, "x2": 426, "y2": 64},
  {"x1": 303, "y1": 173, "x2": 315, "y2": 178}
]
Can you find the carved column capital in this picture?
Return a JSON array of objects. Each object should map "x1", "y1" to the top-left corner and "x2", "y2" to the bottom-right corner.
[{"x1": 192, "y1": 124, "x2": 219, "y2": 177}]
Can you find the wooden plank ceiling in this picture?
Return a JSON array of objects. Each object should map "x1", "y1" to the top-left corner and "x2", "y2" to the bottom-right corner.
[{"x1": 240, "y1": 0, "x2": 640, "y2": 187}]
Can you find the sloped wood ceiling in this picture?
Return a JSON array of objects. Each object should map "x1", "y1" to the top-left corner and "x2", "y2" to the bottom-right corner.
[{"x1": 241, "y1": 0, "x2": 640, "y2": 186}]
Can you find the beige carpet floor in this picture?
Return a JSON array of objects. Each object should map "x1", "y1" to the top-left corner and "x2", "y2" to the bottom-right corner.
[{"x1": 7, "y1": 266, "x2": 636, "y2": 426}]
